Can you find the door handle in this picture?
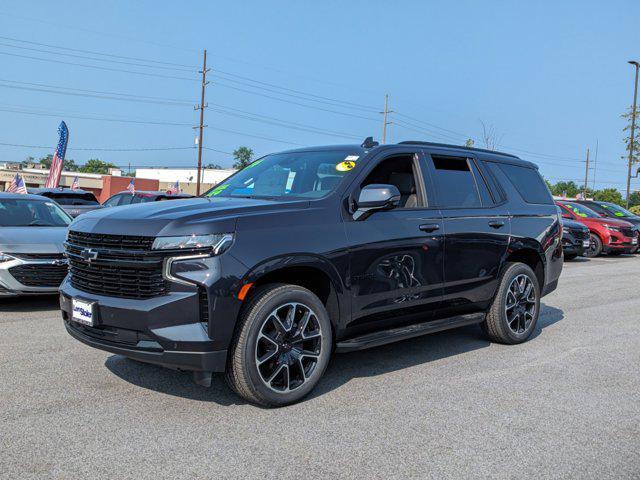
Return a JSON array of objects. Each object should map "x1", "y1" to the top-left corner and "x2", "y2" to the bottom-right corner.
[
  {"x1": 488, "y1": 220, "x2": 505, "y2": 229},
  {"x1": 419, "y1": 223, "x2": 440, "y2": 233}
]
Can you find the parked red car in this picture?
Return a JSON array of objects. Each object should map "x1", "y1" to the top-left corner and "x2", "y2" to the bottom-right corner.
[{"x1": 556, "y1": 200, "x2": 638, "y2": 257}]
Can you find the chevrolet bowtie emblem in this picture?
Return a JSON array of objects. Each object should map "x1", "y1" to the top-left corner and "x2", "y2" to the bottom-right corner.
[{"x1": 80, "y1": 248, "x2": 99, "y2": 263}]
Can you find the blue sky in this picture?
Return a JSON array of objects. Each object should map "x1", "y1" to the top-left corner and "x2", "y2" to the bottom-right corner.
[{"x1": 0, "y1": 0, "x2": 638, "y2": 191}]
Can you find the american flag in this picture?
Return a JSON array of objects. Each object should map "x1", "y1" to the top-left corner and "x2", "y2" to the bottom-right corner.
[
  {"x1": 44, "y1": 121, "x2": 69, "y2": 188},
  {"x1": 7, "y1": 173, "x2": 28, "y2": 194},
  {"x1": 71, "y1": 176, "x2": 79, "y2": 190},
  {"x1": 127, "y1": 178, "x2": 135, "y2": 194},
  {"x1": 167, "y1": 180, "x2": 181, "y2": 195}
]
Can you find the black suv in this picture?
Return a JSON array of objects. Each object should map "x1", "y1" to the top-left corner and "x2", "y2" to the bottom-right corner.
[{"x1": 60, "y1": 140, "x2": 563, "y2": 406}]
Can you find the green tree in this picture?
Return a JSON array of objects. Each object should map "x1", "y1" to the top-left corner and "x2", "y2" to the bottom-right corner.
[
  {"x1": 622, "y1": 105, "x2": 640, "y2": 165},
  {"x1": 78, "y1": 159, "x2": 118, "y2": 174},
  {"x1": 232, "y1": 146, "x2": 254, "y2": 169},
  {"x1": 629, "y1": 205, "x2": 640, "y2": 215},
  {"x1": 548, "y1": 180, "x2": 581, "y2": 198},
  {"x1": 593, "y1": 188, "x2": 624, "y2": 206},
  {"x1": 37, "y1": 154, "x2": 78, "y2": 172},
  {"x1": 628, "y1": 191, "x2": 640, "y2": 208},
  {"x1": 205, "y1": 163, "x2": 223, "y2": 169},
  {"x1": 464, "y1": 139, "x2": 475, "y2": 148}
]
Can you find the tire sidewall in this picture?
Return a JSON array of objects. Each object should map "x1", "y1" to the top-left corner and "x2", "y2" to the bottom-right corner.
[
  {"x1": 586, "y1": 233, "x2": 602, "y2": 257},
  {"x1": 241, "y1": 286, "x2": 332, "y2": 406},
  {"x1": 496, "y1": 263, "x2": 541, "y2": 343}
]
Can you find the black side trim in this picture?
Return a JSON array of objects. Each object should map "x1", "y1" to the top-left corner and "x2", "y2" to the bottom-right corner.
[{"x1": 335, "y1": 312, "x2": 485, "y2": 353}]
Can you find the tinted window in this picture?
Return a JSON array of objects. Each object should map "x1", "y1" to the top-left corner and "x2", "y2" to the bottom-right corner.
[
  {"x1": 0, "y1": 199, "x2": 71, "y2": 226},
  {"x1": 430, "y1": 156, "x2": 481, "y2": 208},
  {"x1": 498, "y1": 163, "x2": 553, "y2": 204},
  {"x1": 560, "y1": 201, "x2": 601, "y2": 219},
  {"x1": 103, "y1": 194, "x2": 122, "y2": 207},
  {"x1": 44, "y1": 193, "x2": 98, "y2": 206}
]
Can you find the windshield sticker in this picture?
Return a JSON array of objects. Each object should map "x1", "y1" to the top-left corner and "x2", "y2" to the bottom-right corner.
[
  {"x1": 336, "y1": 160, "x2": 356, "y2": 172},
  {"x1": 208, "y1": 184, "x2": 229, "y2": 196},
  {"x1": 245, "y1": 159, "x2": 264, "y2": 170}
]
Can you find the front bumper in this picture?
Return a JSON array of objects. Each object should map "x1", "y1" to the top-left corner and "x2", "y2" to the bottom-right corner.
[
  {"x1": 58, "y1": 253, "x2": 237, "y2": 373},
  {"x1": 0, "y1": 256, "x2": 66, "y2": 296},
  {"x1": 562, "y1": 231, "x2": 590, "y2": 256}
]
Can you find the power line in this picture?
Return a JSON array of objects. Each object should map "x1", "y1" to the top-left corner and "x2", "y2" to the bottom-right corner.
[
  {"x1": 0, "y1": 41, "x2": 196, "y2": 72},
  {"x1": 212, "y1": 69, "x2": 378, "y2": 112},
  {"x1": 0, "y1": 141, "x2": 196, "y2": 152},
  {"x1": 0, "y1": 34, "x2": 198, "y2": 68},
  {"x1": 0, "y1": 50, "x2": 197, "y2": 82}
]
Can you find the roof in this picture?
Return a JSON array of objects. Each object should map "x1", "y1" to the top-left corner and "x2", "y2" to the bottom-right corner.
[
  {"x1": 0, "y1": 192, "x2": 52, "y2": 201},
  {"x1": 29, "y1": 187, "x2": 94, "y2": 195},
  {"x1": 275, "y1": 142, "x2": 536, "y2": 168},
  {"x1": 115, "y1": 190, "x2": 193, "y2": 197}
]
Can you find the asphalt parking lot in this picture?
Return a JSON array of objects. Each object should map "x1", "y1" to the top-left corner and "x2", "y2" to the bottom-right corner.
[{"x1": 1, "y1": 256, "x2": 639, "y2": 479}]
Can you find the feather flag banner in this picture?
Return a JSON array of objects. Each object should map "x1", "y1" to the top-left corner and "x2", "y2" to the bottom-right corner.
[{"x1": 44, "y1": 121, "x2": 69, "y2": 188}]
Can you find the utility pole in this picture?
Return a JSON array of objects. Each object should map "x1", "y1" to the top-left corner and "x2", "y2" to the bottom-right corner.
[
  {"x1": 583, "y1": 147, "x2": 590, "y2": 197},
  {"x1": 626, "y1": 60, "x2": 639, "y2": 208},
  {"x1": 194, "y1": 49, "x2": 209, "y2": 195},
  {"x1": 380, "y1": 94, "x2": 393, "y2": 144}
]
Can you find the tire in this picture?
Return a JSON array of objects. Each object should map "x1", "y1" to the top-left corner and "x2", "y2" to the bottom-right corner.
[
  {"x1": 482, "y1": 262, "x2": 540, "y2": 345},
  {"x1": 225, "y1": 283, "x2": 332, "y2": 407},
  {"x1": 564, "y1": 253, "x2": 578, "y2": 260},
  {"x1": 585, "y1": 233, "x2": 602, "y2": 258}
]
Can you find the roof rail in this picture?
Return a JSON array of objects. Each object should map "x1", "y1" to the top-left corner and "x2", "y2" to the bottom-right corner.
[{"x1": 397, "y1": 140, "x2": 520, "y2": 159}]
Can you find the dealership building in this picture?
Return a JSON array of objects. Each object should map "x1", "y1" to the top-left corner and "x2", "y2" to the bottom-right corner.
[{"x1": 0, "y1": 163, "x2": 236, "y2": 201}]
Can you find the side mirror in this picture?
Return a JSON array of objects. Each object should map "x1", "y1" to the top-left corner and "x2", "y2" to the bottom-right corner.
[{"x1": 354, "y1": 184, "x2": 401, "y2": 220}]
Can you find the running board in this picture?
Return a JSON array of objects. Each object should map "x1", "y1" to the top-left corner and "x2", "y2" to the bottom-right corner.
[{"x1": 335, "y1": 313, "x2": 485, "y2": 353}]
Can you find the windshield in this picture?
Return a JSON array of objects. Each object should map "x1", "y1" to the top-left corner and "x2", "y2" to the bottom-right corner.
[
  {"x1": 600, "y1": 202, "x2": 635, "y2": 218},
  {"x1": 203, "y1": 150, "x2": 360, "y2": 200},
  {"x1": 45, "y1": 193, "x2": 98, "y2": 206},
  {"x1": 0, "y1": 198, "x2": 72, "y2": 227},
  {"x1": 561, "y1": 202, "x2": 601, "y2": 219}
]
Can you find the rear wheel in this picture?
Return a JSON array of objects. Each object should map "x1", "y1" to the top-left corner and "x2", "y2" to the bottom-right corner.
[
  {"x1": 225, "y1": 284, "x2": 332, "y2": 407},
  {"x1": 483, "y1": 262, "x2": 540, "y2": 345},
  {"x1": 585, "y1": 233, "x2": 602, "y2": 258}
]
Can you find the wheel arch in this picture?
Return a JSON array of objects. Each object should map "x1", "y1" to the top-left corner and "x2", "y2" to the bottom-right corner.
[
  {"x1": 503, "y1": 242, "x2": 546, "y2": 289},
  {"x1": 239, "y1": 254, "x2": 347, "y2": 330}
]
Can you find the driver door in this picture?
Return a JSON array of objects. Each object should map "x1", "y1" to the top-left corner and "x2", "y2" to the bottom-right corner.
[{"x1": 344, "y1": 150, "x2": 444, "y2": 333}]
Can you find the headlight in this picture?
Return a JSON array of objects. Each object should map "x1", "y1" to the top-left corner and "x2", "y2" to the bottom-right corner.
[
  {"x1": 0, "y1": 252, "x2": 16, "y2": 263},
  {"x1": 152, "y1": 233, "x2": 234, "y2": 254},
  {"x1": 603, "y1": 224, "x2": 620, "y2": 232}
]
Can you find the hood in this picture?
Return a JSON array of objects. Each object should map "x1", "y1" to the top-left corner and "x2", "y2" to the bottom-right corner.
[
  {"x1": 562, "y1": 219, "x2": 588, "y2": 230},
  {"x1": 0, "y1": 227, "x2": 67, "y2": 254},
  {"x1": 70, "y1": 196, "x2": 310, "y2": 237},
  {"x1": 581, "y1": 216, "x2": 635, "y2": 228}
]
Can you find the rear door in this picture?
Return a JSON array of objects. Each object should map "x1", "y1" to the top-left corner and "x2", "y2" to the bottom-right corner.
[{"x1": 422, "y1": 150, "x2": 511, "y2": 315}]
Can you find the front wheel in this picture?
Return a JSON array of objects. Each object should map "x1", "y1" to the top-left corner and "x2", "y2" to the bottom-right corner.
[
  {"x1": 482, "y1": 262, "x2": 540, "y2": 345},
  {"x1": 225, "y1": 284, "x2": 332, "y2": 407},
  {"x1": 585, "y1": 233, "x2": 602, "y2": 258}
]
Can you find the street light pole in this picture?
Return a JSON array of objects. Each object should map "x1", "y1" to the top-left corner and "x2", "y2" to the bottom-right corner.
[{"x1": 625, "y1": 60, "x2": 639, "y2": 208}]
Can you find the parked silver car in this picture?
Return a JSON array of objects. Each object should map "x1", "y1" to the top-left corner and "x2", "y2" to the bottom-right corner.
[{"x1": 0, "y1": 192, "x2": 70, "y2": 296}]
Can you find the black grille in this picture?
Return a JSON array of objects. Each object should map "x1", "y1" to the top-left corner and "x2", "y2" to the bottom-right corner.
[
  {"x1": 66, "y1": 231, "x2": 166, "y2": 299},
  {"x1": 199, "y1": 287, "x2": 209, "y2": 325},
  {"x1": 570, "y1": 228, "x2": 589, "y2": 240},
  {"x1": 620, "y1": 227, "x2": 637, "y2": 238},
  {"x1": 67, "y1": 231, "x2": 155, "y2": 250},
  {"x1": 9, "y1": 264, "x2": 68, "y2": 287},
  {"x1": 12, "y1": 253, "x2": 65, "y2": 260}
]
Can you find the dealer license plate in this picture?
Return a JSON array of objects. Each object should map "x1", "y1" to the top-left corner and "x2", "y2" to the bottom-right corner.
[
  {"x1": 632, "y1": 238, "x2": 638, "y2": 245},
  {"x1": 71, "y1": 298, "x2": 95, "y2": 326},
  {"x1": 582, "y1": 240, "x2": 591, "y2": 248}
]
